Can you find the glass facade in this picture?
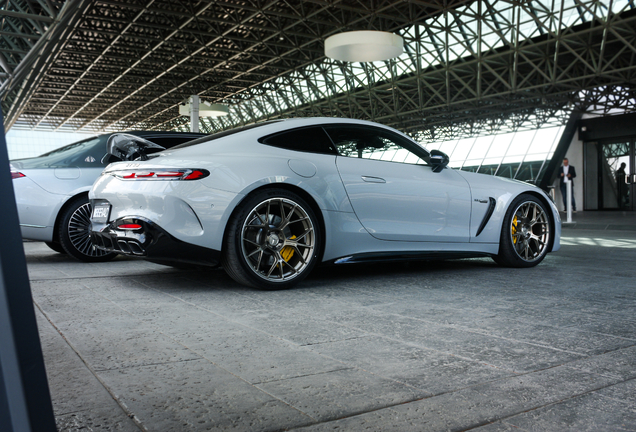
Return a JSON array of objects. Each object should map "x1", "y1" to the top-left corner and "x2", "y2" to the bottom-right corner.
[
  {"x1": 6, "y1": 129, "x2": 94, "y2": 160},
  {"x1": 428, "y1": 125, "x2": 565, "y2": 184}
]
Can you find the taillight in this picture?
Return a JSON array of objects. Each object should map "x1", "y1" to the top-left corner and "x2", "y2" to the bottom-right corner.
[
  {"x1": 183, "y1": 170, "x2": 207, "y2": 180},
  {"x1": 155, "y1": 171, "x2": 183, "y2": 178},
  {"x1": 118, "y1": 224, "x2": 142, "y2": 230},
  {"x1": 111, "y1": 168, "x2": 209, "y2": 181},
  {"x1": 11, "y1": 170, "x2": 25, "y2": 179},
  {"x1": 134, "y1": 171, "x2": 155, "y2": 178}
]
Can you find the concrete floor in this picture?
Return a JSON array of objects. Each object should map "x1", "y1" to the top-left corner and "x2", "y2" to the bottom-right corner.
[{"x1": 28, "y1": 213, "x2": 636, "y2": 431}]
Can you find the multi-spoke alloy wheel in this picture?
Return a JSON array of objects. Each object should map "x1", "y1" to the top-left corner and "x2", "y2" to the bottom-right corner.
[
  {"x1": 223, "y1": 189, "x2": 321, "y2": 290},
  {"x1": 510, "y1": 201, "x2": 550, "y2": 261},
  {"x1": 58, "y1": 196, "x2": 118, "y2": 262},
  {"x1": 494, "y1": 194, "x2": 553, "y2": 268},
  {"x1": 241, "y1": 198, "x2": 316, "y2": 281}
]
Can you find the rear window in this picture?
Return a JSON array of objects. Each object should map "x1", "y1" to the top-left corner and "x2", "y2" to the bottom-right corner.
[
  {"x1": 259, "y1": 126, "x2": 337, "y2": 155},
  {"x1": 15, "y1": 136, "x2": 108, "y2": 168}
]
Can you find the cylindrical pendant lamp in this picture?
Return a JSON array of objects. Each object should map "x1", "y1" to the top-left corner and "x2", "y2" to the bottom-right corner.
[
  {"x1": 179, "y1": 99, "x2": 229, "y2": 117},
  {"x1": 325, "y1": 30, "x2": 403, "y2": 62},
  {"x1": 199, "y1": 102, "x2": 230, "y2": 117}
]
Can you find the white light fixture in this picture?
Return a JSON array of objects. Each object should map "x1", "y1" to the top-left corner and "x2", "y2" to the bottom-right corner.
[
  {"x1": 180, "y1": 96, "x2": 230, "y2": 132},
  {"x1": 179, "y1": 99, "x2": 229, "y2": 117},
  {"x1": 200, "y1": 101, "x2": 230, "y2": 117},
  {"x1": 325, "y1": 30, "x2": 403, "y2": 62}
]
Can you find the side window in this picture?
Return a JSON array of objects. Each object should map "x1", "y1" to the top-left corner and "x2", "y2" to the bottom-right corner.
[
  {"x1": 259, "y1": 127, "x2": 338, "y2": 155},
  {"x1": 323, "y1": 125, "x2": 429, "y2": 165}
]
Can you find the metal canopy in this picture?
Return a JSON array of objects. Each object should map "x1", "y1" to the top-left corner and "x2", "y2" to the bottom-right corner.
[{"x1": 1, "y1": 0, "x2": 635, "y2": 140}]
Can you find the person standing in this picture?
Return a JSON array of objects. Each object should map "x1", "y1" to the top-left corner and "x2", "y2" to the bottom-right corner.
[
  {"x1": 616, "y1": 162, "x2": 628, "y2": 209},
  {"x1": 560, "y1": 158, "x2": 577, "y2": 212}
]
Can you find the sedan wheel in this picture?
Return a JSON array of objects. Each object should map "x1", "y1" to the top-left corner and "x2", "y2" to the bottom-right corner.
[
  {"x1": 223, "y1": 189, "x2": 321, "y2": 290},
  {"x1": 494, "y1": 194, "x2": 552, "y2": 267},
  {"x1": 45, "y1": 241, "x2": 66, "y2": 254},
  {"x1": 58, "y1": 196, "x2": 118, "y2": 262}
]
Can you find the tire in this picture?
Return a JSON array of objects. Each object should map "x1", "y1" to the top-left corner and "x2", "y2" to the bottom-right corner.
[
  {"x1": 58, "y1": 196, "x2": 118, "y2": 263},
  {"x1": 45, "y1": 241, "x2": 66, "y2": 254},
  {"x1": 222, "y1": 188, "x2": 322, "y2": 290},
  {"x1": 493, "y1": 194, "x2": 552, "y2": 268}
]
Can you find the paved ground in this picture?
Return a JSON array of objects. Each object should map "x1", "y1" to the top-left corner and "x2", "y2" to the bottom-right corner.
[{"x1": 27, "y1": 213, "x2": 636, "y2": 431}]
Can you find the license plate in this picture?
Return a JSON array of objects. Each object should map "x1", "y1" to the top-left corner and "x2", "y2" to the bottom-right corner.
[{"x1": 92, "y1": 204, "x2": 111, "y2": 223}]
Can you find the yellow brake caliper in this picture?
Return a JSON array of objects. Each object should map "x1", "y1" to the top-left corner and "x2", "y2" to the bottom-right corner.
[
  {"x1": 511, "y1": 215, "x2": 518, "y2": 244},
  {"x1": 280, "y1": 235, "x2": 297, "y2": 261}
]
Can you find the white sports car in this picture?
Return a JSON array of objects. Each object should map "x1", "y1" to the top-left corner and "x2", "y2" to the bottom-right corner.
[{"x1": 89, "y1": 118, "x2": 561, "y2": 290}]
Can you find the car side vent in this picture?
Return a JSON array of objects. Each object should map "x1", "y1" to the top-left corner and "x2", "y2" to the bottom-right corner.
[{"x1": 476, "y1": 197, "x2": 496, "y2": 237}]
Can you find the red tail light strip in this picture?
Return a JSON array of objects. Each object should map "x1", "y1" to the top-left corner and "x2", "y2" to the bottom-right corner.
[
  {"x1": 155, "y1": 171, "x2": 183, "y2": 177},
  {"x1": 111, "y1": 168, "x2": 209, "y2": 181},
  {"x1": 134, "y1": 172, "x2": 155, "y2": 178},
  {"x1": 183, "y1": 170, "x2": 206, "y2": 180},
  {"x1": 11, "y1": 171, "x2": 26, "y2": 179}
]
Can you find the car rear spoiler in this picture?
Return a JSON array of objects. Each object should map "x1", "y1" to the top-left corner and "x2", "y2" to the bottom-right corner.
[{"x1": 102, "y1": 134, "x2": 166, "y2": 164}]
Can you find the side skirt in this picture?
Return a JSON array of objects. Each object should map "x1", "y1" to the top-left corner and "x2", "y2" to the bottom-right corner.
[{"x1": 331, "y1": 250, "x2": 493, "y2": 265}]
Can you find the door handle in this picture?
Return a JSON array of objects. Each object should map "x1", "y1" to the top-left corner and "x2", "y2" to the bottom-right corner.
[{"x1": 361, "y1": 176, "x2": 386, "y2": 183}]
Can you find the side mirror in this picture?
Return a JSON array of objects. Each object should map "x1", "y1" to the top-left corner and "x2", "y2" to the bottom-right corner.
[{"x1": 430, "y1": 150, "x2": 449, "y2": 173}]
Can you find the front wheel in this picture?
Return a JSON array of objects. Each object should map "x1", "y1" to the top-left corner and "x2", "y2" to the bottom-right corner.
[
  {"x1": 222, "y1": 189, "x2": 322, "y2": 290},
  {"x1": 493, "y1": 194, "x2": 552, "y2": 268},
  {"x1": 58, "y1": 196, "x2": 118, "y2": 263}
]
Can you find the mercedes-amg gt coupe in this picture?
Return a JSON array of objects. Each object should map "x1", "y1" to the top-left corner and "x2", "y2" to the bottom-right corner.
[
  {"x1": 89, "y1": 118, "x2": 561, "y2": 290},
  {"x1": 11, "y1": 131, "x2": 205, "y2": 262}
]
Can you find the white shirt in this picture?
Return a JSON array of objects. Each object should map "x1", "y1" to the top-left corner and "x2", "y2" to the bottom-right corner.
[{"x1": 563, "y1": 165, "x2": 570, "y2": 182}]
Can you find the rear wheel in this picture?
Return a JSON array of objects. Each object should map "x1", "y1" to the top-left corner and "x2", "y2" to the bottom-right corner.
[
  {"x1": 45, "y1": 241, "x2": 66, "y2": 254},
  {"x1": 58, "y1": 196, "x2": 118, "y2": 263},
  {"x1": 222, "y1": 189, "x2": 321, "y2": 290},
  {"x1": 493, "y1": 194, "x2": 552, "y2": 267}
]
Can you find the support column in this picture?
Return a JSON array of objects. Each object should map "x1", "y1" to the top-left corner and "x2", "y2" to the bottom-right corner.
[
  {"x1": 0, "y1": 108, "x2": 56, "y2": 431},
  {"x1": 566, "y1": 181, "x2": 573, "y2": 222},
  {"x1": 190, "y1": 95, "x2": 200, "y2": 133}
]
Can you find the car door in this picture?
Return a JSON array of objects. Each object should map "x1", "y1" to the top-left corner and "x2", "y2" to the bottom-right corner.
[{"x1": 325, "y1": 124, "x2": 472, "y2": 243}]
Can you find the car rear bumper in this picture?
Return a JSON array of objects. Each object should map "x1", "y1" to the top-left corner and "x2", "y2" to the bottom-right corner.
[{"x1": 90, "y1": 216, "x2": 221, "y2": 267}]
